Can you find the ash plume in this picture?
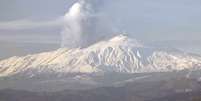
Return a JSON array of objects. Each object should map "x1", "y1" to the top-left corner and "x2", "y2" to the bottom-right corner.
[{"x1": 61, "y1": 0, "x2": 115, "y2": 48}]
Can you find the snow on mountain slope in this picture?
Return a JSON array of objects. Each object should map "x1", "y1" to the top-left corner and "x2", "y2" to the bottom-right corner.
[{"x1": 0, "y1": 35, "x2": 201, "y2": 77}]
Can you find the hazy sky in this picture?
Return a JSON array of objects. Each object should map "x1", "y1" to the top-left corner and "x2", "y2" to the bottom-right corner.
[{"x1": 0, "y1": 0, "x2": 201, "y2": 44}]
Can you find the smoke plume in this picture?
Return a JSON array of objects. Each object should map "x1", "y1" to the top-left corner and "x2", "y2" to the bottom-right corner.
[{"x1": 61, "y1": 0, "x2": 115, "y2": 48}]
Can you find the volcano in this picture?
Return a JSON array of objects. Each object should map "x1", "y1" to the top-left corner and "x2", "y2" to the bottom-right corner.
[
  {"x1": 0, "y1": 35, "x2": 201, "y2": 76},
  {"x1": 0, "y1": 35, "x2": 201, "y2": 91}
]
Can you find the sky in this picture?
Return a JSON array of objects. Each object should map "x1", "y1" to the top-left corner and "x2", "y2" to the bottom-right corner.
[{"x1": 0, "y1": 0, "x2": 201, "y2": 52}]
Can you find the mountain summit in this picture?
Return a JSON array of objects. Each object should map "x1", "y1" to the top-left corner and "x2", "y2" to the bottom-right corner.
[
  {"x1": 0, "y1": 35, "x2": 201, "y2": 77},
  {"x1": 107, "y1": 34, "x2": 143, "y2": 47}
]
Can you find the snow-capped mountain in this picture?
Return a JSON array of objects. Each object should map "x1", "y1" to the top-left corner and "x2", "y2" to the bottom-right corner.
[{"x1": 0, "y1": 35, "x2": 201, "y2": 77}]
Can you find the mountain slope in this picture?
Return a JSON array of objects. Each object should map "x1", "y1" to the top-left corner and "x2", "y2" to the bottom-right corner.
[{"x1": 0, "y1": 35, "x2": 201, "y2": 77}]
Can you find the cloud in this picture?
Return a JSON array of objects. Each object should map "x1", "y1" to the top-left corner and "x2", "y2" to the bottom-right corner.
[{"x1": 0, "y1": 18, "x2": 64, "y2": 30}]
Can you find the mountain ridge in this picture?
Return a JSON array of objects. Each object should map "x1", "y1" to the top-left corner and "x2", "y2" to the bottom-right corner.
[{"x1": 0, "y1": 35, "x2": 201, "y2": 77}]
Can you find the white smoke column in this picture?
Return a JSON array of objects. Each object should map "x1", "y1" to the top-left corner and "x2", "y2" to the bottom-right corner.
[
  {"x1": 61, "y1": 0, "x2": 115, "y2": 48},
  {"x1": 61, "y1": 0, "x2": 88, "y2": 48}
]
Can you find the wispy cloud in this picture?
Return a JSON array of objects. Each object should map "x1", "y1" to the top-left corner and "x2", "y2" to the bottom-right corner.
[{"x1": 0, "y1": 17, "x2": 64, "y2": 30}]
